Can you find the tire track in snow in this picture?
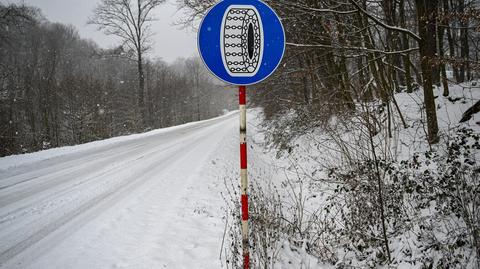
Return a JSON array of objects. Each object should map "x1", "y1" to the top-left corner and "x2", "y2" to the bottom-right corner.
[
  {"x1": 0, "y1": 115, "x2": 236, "y2": 224},
  {"x1": 0, "y1": 114, "x2": 237, "y2": 268}
]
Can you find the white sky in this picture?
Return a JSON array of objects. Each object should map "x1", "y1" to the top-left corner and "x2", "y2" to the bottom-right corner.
[{"x1": 9, "y1": 0, "x2": 198, "y2": 63}]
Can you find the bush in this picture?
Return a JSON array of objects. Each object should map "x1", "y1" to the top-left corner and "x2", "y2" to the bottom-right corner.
[{"x1": 323, "y1": 127, "x2": 480, "y2": 268}]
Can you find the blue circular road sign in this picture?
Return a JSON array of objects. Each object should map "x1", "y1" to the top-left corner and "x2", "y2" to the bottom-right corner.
[{"x1": 198, "y1": 0, "x2": 285, "y2": 85}]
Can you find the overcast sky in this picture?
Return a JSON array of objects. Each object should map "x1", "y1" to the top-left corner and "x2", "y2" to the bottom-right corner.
[{"x1": 9, "y1": 0, "x2": 198, "y2": 63}]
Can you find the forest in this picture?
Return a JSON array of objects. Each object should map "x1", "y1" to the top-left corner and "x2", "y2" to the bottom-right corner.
[
  {"x1": 0, "y1": 3, "x2": 236, "y2": 157},
  {"x1": 248, "y1": 0, "x2": 479, "y2": 145}
]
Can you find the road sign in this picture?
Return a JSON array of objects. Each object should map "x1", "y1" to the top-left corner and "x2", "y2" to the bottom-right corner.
[
  {"x1": 198, "y1": 0, "x2": 285, "y2": 85},
  {"x1": 198, "y1": 1, "x2": 285, "y2": 268}
]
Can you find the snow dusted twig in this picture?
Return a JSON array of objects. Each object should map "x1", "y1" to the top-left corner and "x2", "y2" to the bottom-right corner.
[
  {"x1": 286, "y1": 42, "x2": 419, "y2": 55},
  {"x1": 347, "y1": 0, "x2": 421, "y2": 41},
  {"x1": 219, "y1": 215, "x2": 228, "y2": 262},
  {"x1": 278, "y1": 1, "x2": 358, "y2": 15}
]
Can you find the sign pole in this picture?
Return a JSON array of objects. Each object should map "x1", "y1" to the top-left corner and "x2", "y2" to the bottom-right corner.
[
  {"x1": 198, "y1": 2, "x2": 285, "y2": 267},
  {"x1": 239, "y1": 85, "x2": 249, "y2": 269}
]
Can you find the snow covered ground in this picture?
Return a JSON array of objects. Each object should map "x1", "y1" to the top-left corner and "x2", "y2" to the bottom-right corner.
[
  {"x1": 1, "y1": 83, "x2": 478, "y2": 269},
  {"x1": 252, "y1": 83, "x2": 480, "y2": 268},
  {"x1": 0, "y1": 112, "x2": 239, "y2": 269}
]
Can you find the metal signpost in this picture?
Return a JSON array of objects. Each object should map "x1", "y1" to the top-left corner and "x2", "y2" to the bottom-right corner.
[{"x1": 198, "y1": 1, "x2": 285, "y2": 267}]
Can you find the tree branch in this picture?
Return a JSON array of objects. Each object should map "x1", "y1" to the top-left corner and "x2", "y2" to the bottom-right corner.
[
  {"x1": 348, "y1": 0, "x2": 421, "y2": 41},
  {"x1": 286, "y1": 42, "x2": 419, "y2": 55}
]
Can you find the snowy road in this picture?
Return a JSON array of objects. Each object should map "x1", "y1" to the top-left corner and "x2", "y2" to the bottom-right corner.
[{"x1": 0, "y1": 113, "x2": 238, "y2": 269}]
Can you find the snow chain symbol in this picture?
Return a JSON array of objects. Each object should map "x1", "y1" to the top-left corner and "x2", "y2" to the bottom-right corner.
[{"x1": 221, "y1": 5, "x2": 264, "y2": 77}]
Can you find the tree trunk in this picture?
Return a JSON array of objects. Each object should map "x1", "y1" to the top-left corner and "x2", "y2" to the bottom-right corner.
[
  {"x1": 383, "y1": 0, "x2": 403, "y2": 89},
  {"x1": 438, "y1": 21, "x2": 450, "y2": 96},
  {"x1": 443, "y1": 0, "x2": 460, "y2": 82},
  {"x1": 137, "y1": 51, "x2": 146, "y2": 128},
  {"x1": 459, "y1": 0, "x2": 469, "y2": 82},
  {"x1": 400, "y1": 0, "x2": 414, "y2": 93},
  {"x1": 416, "y1": 0, "x2": 440, "y2": 144},
  {"x1": 430, "y1": 5, "x2": 441, "y2": 86}
]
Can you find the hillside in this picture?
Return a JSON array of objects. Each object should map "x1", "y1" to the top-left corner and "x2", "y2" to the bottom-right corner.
[{"x1": 230, "y1": 83, "x2": 480, "y2": 268}]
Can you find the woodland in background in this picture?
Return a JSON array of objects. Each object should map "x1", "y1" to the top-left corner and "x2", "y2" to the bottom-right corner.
[
  {"x1": 0, "y1": 3, "x2": 236, "y2": 157},
  {"x1": 252, "y1": 0, "x2": 480, "y2": 144}
]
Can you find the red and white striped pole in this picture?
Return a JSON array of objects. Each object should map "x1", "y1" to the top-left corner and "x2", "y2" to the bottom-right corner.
[{"x1": 239, "y1": 85, "x2": 249, "y2": 269}]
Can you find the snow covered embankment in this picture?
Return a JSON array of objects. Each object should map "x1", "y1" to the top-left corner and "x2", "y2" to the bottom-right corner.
[{"x1": 234, "y1": 84, "x2": 480, "y2": 268}]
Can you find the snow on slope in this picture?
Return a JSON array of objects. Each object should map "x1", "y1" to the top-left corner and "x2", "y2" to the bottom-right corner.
[
  {"x1": 0, "y1": 112, "x2": 239, "y2": 269},
  {"x1": 393, "y1": 83, "x2": 480, "y2": 159},
  {"x1": 250, "y1": 83, "x2": 480, "y2": 268}
]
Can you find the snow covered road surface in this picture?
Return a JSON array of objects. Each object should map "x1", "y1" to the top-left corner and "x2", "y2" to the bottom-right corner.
[{"x1": 0, "y1": 112, "x2": 238, "y2": 269}]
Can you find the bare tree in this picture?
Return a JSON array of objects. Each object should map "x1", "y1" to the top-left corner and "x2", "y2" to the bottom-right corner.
[
  {"x1": 89, "y1": 0, "x2": 165, "y2": 127},
  {"x1": 415, "y1": 0, "x2": 440, "y2": 144},
  {"x1": 185, "y1": 57, "x2": 204, "y2": 121}
]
